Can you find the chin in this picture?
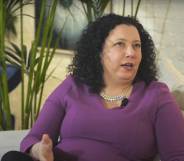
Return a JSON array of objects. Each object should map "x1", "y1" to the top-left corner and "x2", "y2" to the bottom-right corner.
[
  {"x1": 118, "y1": 77, "x2": 133, "y2": 82},
  {"x1": 119, "y1": 72, "x2": 136, "y2": 79}
]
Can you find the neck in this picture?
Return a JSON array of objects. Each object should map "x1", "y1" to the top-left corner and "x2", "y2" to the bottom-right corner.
[
  {"x1": 103, "y1": 79, "x2": 132, "y2": 96},
  {"x1": 103, "y1": 74, "x2": 133, "y2": 92},
  {"x1": 102, "y1": 82, "x2": 132, "y2": 96}
]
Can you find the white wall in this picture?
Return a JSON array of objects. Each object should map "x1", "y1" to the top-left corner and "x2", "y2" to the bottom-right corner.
[
  {"x1": 138, "y1": 0, "x2": 184, "y2": 89},
  {"x1": 138, "y1": 0, "x2": 184, "y2": 109}
]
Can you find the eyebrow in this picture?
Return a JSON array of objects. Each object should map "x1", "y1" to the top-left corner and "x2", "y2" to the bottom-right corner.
[{"x1": 115, "y1": 38, "x2": 141, "y2": 43}]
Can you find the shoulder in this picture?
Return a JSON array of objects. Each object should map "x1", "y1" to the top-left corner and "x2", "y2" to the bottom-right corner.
[
  {"x1": 144, "y1": 81, "x2": 173, "y2": 101},
  {"x1": 47, "y1": 75, "x2": 76, "y2": 100},
  {"x1": 137, "y1": 81, "x2": 181, "y2": 122},
  {"x1": 133, "y1": 80, "x2": 174, "y2": 107},
  {"x1": 133, "y1": 80, "x2": 170, "y2": 94},
  {"x1": 48, "y1": 75, "x2": 89, "y2": 100},
  {"x1": 147, "y1": 81, "x2": 179, "y2": 110},
  {"x1": 59, "y1": 74, "x2": 76, "y2": 89},
  {"x1": 147, "y1": 81, "x2": 170, "y2": 92},
  {"x1": 56, "y1": 75, "x2": 75, "y2": 91}
]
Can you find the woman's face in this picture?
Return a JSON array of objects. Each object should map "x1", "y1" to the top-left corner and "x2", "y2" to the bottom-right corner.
[{"x1": 101, "y1": 24, "x2": 142, "y2": 84}]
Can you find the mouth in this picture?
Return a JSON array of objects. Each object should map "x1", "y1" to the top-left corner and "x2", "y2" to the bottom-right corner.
[{"x1": 121, "y1": 63, "x2": 134, "y2": 70}]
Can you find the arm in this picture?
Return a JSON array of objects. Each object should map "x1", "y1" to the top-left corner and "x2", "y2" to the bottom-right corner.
[
  {"x1": 20, "y1": 95, "x2": 66, "y2": 152},
  {"x1": 20, "y1": 76, "x2": 73, "y2": 159},
  {"x1": 155, "y1": 83, "x2": 184, "y2": 161}
]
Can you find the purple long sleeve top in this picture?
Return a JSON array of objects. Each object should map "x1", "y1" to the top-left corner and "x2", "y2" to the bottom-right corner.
[{"x1": 20, "y1": 75, "x2": 184, "y2": 161}]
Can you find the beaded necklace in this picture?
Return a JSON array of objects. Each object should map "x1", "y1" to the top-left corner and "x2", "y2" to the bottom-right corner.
[{"x1": 100, "y1": 85, "x2": 132, "y2": 102}]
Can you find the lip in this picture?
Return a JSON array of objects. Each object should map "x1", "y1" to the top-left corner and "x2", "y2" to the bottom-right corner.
[
  {"x1": 121, "y1": 62, "x2": 134, "y2": 67},
  {"x1": 120, "y1": 62, "x2": 135, "y2": 70}
]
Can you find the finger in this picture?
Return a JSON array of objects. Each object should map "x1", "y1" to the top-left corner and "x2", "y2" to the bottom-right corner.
[{"x1": 41, "y1": 134, "x2": 52, "y2": 145}]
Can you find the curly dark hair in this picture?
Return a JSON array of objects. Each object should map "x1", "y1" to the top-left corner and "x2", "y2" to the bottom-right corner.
[{"x1": 68, "y1": 13, "x2": 158, "y2": 94}]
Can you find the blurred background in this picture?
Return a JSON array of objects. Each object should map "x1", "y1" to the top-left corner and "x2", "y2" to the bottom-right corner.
[{"x1": 6, "y1": 0, "x2": 184, "y2": 129}]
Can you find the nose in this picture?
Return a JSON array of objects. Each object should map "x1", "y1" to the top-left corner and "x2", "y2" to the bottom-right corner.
[{"x1": 125, "y1": 45, "x2": 135, "y2": 58}]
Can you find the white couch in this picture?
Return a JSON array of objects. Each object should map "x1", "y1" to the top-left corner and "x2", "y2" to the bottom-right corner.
[{"x1": 0, "y1": 130, "x2": 29, "y2": 159}]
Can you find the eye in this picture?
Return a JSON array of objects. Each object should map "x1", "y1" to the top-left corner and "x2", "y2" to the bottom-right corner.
[
  {"x1": 133, "y1": 43, "x2": 141, "y2": 49},
  {"x1": 114, "y1": 41, "x2": 125, "y2": 47}
]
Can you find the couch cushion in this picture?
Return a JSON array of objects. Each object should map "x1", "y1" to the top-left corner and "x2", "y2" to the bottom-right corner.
[{"x1": 0, "y1": 130, "x2": 29, "y2": 159}]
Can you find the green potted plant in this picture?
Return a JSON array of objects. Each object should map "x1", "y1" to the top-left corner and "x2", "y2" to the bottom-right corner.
[{"x1": 0, "y1": 0, "x2": 62, "y2": 130}]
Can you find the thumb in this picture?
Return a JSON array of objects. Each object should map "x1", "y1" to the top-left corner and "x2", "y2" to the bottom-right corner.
[{"x1": 41, "y1": 134, "x2": 52, "y2": 145}]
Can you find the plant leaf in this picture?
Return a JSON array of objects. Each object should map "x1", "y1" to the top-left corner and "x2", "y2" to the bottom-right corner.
[{"x1": 59, "y1": 0, "x2": 73, "y2": 8}]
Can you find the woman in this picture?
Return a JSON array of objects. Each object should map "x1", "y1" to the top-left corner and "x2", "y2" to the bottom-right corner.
[{"x1": 2, "y1": 13, "x2": 184, "y2": 161}]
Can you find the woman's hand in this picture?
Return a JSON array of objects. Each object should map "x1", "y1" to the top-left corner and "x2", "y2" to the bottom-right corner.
[{"x1": 30, "y1": 134, "x2": 54, "y2": 161}]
